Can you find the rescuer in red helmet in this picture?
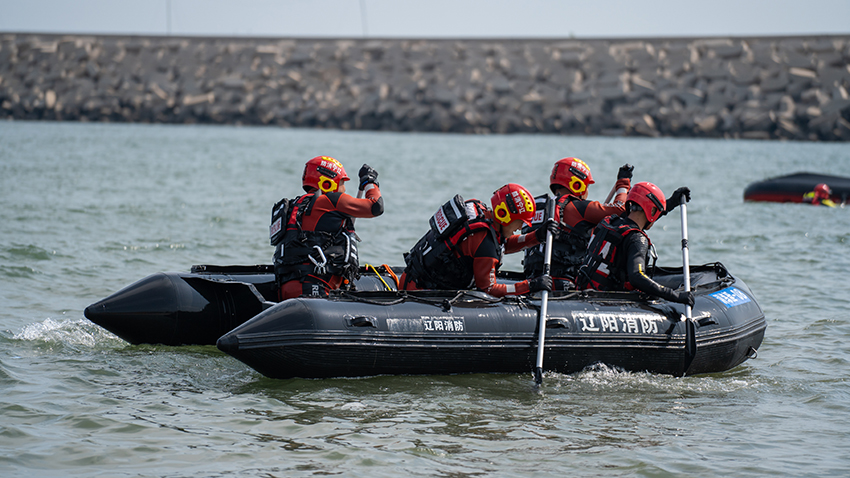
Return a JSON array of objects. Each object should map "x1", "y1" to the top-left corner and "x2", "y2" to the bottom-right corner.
[
  {"x1": 524, "y1": 157, "x2": 634, "y2": 289},
  {"x1": 270, "y1": 156, "x2": 384, "y2": 300},
  {"x1": 803, "y1": 183, "x2": 837, "y2": 207},
  {"x1": 576, "y1": 181, "x2": 695, "y2": 307},
  {"x1": 400, "y1": 183, "x2": 554, "y2": 297}
]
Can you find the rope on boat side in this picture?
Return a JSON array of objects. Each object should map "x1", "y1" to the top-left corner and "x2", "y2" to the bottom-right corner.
[{"x1": 337, "y1": 289, "x2": 508, "y2": 308}]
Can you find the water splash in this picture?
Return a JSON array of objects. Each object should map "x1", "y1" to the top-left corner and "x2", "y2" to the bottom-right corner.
[{"x1": 12, "y1": 317, "x2": 126, "y2": 351}]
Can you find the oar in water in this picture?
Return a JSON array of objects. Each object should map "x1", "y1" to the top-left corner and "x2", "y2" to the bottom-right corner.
[
  {"x1": 680, "y1": 196, "x2": 697, "y2": 373},
  {"x1": 534, "y1": 197, "x2": 555, "y2": 385}
]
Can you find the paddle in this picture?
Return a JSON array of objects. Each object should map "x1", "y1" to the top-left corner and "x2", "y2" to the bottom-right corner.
[
  {"x1": 534, "y1": 196, "x2": 555, "y2": 385},
  {"x1": 604, "y1": 183, "x2": 617, "y2": 204},
  {"x1": 350, "y1": 185, "x2": 364, "y2": 241},
  {"x1": 605, "y1": 164, "x2": 632, "y2": 204},
  {"x1": 679, "y1": 196, "x2": 697, "y2": 373}
]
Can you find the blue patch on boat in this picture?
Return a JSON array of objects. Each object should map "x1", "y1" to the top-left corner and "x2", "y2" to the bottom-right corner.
[{"x1": 709, "y1": 287, "x2": 751, "y2": 308}]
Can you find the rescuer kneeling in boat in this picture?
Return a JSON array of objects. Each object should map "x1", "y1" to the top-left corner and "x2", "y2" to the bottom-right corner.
[
  {"x1": 802, "y1": 183, "x2": 837, "y2": 207},
  {"x1": 270, "y1": 156, "x2": 384, "y2": 300},
  {"x1": 523, "y1": 157, "x2": 633, "y2": 290},
  {"x1": 400, "y1": 183, "x2": 554, "y2": 298},
  {"x1": 576, "y1": 182, "x2": 694, "y2": 307}
]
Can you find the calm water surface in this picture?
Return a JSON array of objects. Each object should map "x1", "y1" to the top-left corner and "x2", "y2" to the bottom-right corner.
[{"x1": 1, "y1": 121, "x2": 849, "y2": 477}]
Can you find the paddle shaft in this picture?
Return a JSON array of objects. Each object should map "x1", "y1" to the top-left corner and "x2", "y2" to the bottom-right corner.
[
  {"x1": 353, "y1": 189, "x2": 364, "y2": 222},
  {"x1": 534, "y1": 197, "x2": 555, "y2": 385},
  {"x1": 604, "y1": 183, "x2": 617, "y2": 204},
  {"x1": 349, "y1": 188, "x2": 364, "y2": 241},
  {"x1": 680, "y1": 195, "x2": 698, "y2": 374},
  {"x1": 679, "y1": 198, "x2": 691, "y2": 319}
]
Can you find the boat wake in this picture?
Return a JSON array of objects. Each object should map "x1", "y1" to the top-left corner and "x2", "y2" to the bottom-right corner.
[{"x1": 12, "y1": 317, "x2": 125, "y2": 351}]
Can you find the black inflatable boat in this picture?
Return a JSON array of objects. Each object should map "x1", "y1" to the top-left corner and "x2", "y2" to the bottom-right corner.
[
  {"x1": 84, "y1": 264, "x2": 398, "y2": 346},
  {"x1": 85, "y1": 263, "x2": 766, "y2": 378},
  {"x1": 743, "y1": 172, "x2": 850, "y2": 204}
]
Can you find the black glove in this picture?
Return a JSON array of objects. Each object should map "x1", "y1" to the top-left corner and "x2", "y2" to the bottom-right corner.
[
  {"x1": 358, "y1": 164, "x2": 379, "y2": 190},
  {"x1": 528, "y1": 275, "x2": 553, "y2": 293},
  {"x1": 534, "y1": 219, "x2": 558, "y2": 243},
  {"x1": 676, "y1": 291, "x2": 695, "y2": 308},
  {"x1": 664, "y1": 187, "x2": 691, "y2": 214},
  {"x1": 617, "y1": 163, "x2": 634, "y2": 180}
]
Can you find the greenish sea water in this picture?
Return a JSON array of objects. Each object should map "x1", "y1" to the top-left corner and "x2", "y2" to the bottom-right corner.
[{"x1": 1, "y1": 120, "x2": 849, "y2": 477}]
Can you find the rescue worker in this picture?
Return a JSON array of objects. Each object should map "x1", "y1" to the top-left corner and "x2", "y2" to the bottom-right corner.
[
  {"x1": 576, "y1": 182, "x2": 694, "y2": 307},
  {"x1": 524, "y1": 158, "x2": 633, "y2": 289},
  {"x1": 400, "y1": 183, "x2": 554, "y2": 298},
  {"x1": 270, "y1": 156, "x2": 384, "y2": 300},
  {"x1": 803, "y1": 183, "x2": 837, "y2": 207}
]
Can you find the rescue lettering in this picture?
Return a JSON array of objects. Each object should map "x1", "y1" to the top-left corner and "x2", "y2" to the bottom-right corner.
[
  {"x1": 434, "y1": 208, "x2": 449, "y2": 234},
  {"x1": 269, "y1": 217, "x2": 282, "y2": 239}
]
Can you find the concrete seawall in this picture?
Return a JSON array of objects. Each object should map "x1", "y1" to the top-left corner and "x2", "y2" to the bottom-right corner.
[{"x1": 2, "y1": 33, "x2": 849, "y2": 140}]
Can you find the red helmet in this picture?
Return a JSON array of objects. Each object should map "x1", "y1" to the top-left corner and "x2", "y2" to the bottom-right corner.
[
  {"x1": 491, "y1": 183, "x2": 536, "y2": 226},
  {"x1": 302, "y1": 156, "x2": 350, "y2": 193},
  {"x1": 814, "y1": 183, "x2": 832, "y2": 199},
  {"x1": 550, "y1": 157, "x2": 595, "y2": 195},
  {"x1": 627, "y1": 182, "x2": 666, "y2": 224}
]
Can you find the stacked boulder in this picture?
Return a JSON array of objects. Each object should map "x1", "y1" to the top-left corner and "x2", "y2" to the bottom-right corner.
[{"x1": 1, "y1": 33, "x2": 849, "y2": 140}]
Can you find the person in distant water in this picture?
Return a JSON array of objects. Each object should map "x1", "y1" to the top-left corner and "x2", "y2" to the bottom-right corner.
[
  {"x1": 523, "y1": 157, "x2": 633, "y2": 290},
  {"x1": 576, "y1": 182, "x2": 694, "y2": 307},
  {"x1": 270, "y1": 156, "x2": 384, "y2": 300},
  {"x1": 400, "y1": 183, "x2": 554, "y2": 298},
  {"x1": 803, "y1": 183, "x2": 837, "y2": 207}
]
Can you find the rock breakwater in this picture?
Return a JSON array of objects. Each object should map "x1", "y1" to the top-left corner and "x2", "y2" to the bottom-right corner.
[{"x1": 2, "y1": 33, "x2": 849, "y2": 140}]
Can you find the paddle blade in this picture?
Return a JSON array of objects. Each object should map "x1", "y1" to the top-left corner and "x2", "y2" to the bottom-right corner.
[{"x1": 684, "y1": 318, "x2": 697, "y2": 373}]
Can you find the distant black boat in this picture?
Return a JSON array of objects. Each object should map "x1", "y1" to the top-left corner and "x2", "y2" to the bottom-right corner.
[{"x1": 743, "y1": 172, "x2": 850, "y2": 204}]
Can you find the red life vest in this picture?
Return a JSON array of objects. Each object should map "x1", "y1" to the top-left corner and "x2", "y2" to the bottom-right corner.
[
  {"x1": 576, "y1": 214, "x2": 651, "y2": 291},
  {"x1": 523, "y1": 194, "x2": 596, "y2": 280},
  {"x1": 403, "y1": 197, "x2": 499, "y2": 290},
  {"x1": 271, "y1": 193, "x2": 359, "y2": 285}
]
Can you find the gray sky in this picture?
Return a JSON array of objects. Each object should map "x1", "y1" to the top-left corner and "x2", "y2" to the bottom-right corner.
[{"x1": 1, "y1": 0, "x2": 849, "y2": 39}]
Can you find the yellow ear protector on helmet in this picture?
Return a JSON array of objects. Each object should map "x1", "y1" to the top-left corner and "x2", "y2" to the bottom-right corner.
[
  {"x1": 318, "y1": 175, "x2": 339, "y2": 192},
  {"x1": 494, "y1": 202, "x2": 511, "y2": 224},
  {"x1": 568, "y1": 176, "x2": 587, "y2": 194},
  {"x1": 568, "y1": 165, "x2": 588, "y2": 194},
  {"x1": 316, "y1": 165, "x2": 340, "y2": 192}
]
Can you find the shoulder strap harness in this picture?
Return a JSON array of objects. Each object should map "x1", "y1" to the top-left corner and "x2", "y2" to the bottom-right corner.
[
  {"x1": 576, "y1": 214, "x2": 650, "y2": 291},
  {"x1": 523, "y1": 194, "x2": 596, "y2": 280},
  {"x1": 271, "y1": 193, "x2": 359, "y2": 286}
]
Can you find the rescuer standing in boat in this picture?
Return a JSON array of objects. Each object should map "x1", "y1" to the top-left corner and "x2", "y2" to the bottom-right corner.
[
  {"x1": 270, "y1": 156, "x2": 384, "y2": 300},
  {"x1": 400, "y1": 183, "x2": 554, "y2": 297},
  {"x1": 576, "y1": 182, "x2": 694, "y2": 307},
  {"x1": 523, "y1": 157, "x2": 633, "y2": 290},
  {"x1": 803, "y1": 183, "x2": 837, "y2": 207}
]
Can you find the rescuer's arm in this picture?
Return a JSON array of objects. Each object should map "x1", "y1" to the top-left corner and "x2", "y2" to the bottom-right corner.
[
  {"x1": 469, "y1": 233, "x2": 552, "y2": 297},
  {"x1": 504, "y1": 220, "x2": 557, "y2": 253},
  {"x1": 330, "y1": 183, "x2": 384, "y2": 218},
  {"x1": 624, "y1": 234, "x2": 694, "y2": 306}
]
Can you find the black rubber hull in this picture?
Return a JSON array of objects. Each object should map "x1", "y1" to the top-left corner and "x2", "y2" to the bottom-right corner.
[
  {"x1": 217, "y1": 265, "x2": 766, "y2": 378},
  {"x1": 84, "y1": 264, "x2": 400, "y2": 346},
  {"x1": 743, "y1": 172, "x2": 850, "y2": 204}
]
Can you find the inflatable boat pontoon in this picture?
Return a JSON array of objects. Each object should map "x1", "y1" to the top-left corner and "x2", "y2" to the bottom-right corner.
[{"x1": 85, "y1": 263, "x2": 766, "y2": 378}]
